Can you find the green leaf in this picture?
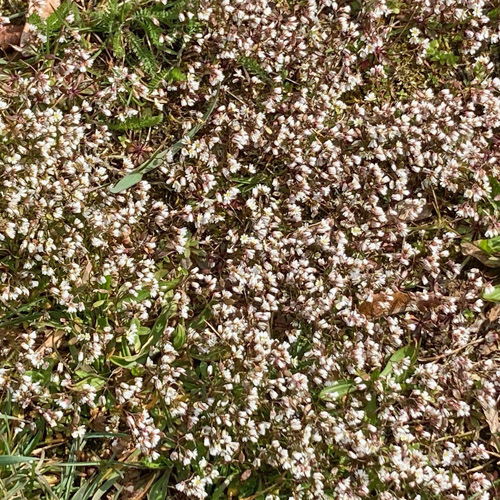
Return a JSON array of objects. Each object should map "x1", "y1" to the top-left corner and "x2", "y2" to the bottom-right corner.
[
  {"x1": 190, "y1": 302, "x2": 213, "y2": 330},
  {"x1": 109, "y1": 353, "x2": 147, "y2": 369},
  {"x1": 0, "y1": 455, "x2": 39, "y2": 465},
  {"x1": 130, "y1": 365, "x2": 145, "y2": 377},
  {"x1": 365, "y1": 392, "x2": 377, "y2": 421},
  {"x1": 484, "y1": 286, "x2": 500, "y2": 302},
  {"x1": 109, "y1": 172, "x2": 143, "y2": 193},
  {"x1": 75, "y1": 369, "x2": 90, "y2": 380},
  {"x1": 127, "y1": 32, "x2": 158, "y2": 74},
  {"x1": 73, "y1": 376, "x2": 107, "y2": 390},
  {"x1": 144, "y1": 306, "x2": 172, "y2": 351},
  {"x1": 112, "y1": 32, "x2": 125, "y2": 58},
  {"x1": 490, "y1": 176, "x2": 500, "y2": 198},
  {"x1": 167, "y1": 67, "x2": 185, "y2": 82},
  {"x1": 120, "y1": 288, "x2": 151, "y2": 305},
  {"x1": 488, "y1": 7, "x2": 500, "y2": 20},
  {"x1": 238, "y1": 56, "x2": 271, "y2": 83},
  {"x1": 477, "y1": 236, "x2": 500, "y2": 255},
  {"x1": 148, "y1": 470, "x2": 171, "y2": 500},
  {"x1": 172, "y1": 324, "x2": 186, "y2": 350},
  {"x1": 380, "y1": 344, "x2": 417, "y2": 378},
  {"x1": 101, "y1": 275, "x2": 113, "y2": 290},
  {"x1": 108, "y1": 114, "x2": 163, "y2": 132},
  {"x1": 123, "y1": 326, "x2": 142, "y2": 353},
  {"x1": 159, "y1": 278, "x2": 180, "y2": 292},
  {"x1": 198, "y1": 361, "x2": 208, "y2": 378},
  {"x1": 137, "y1": 326, "x2": 151, "y2": 336},
  {"x1": 91, "y1": 471, "x2": 122, "y2": 500},
  {"x1": 319, "y1": 379, "x2": 356, "y2": 400},
  {"x1": 121, "y1": 336, "x2": 132, "y2": 358},
  {"x1": 211, "y1": 474, "x2": 237, "y2": 500},
  {"x1": 26, "y1": 13, "x2": 44, "y2": 30}
]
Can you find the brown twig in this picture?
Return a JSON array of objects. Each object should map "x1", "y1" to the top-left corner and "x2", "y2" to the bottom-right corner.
[{"x1": 418, "y1": 338, "x2": 484, "y2": 363}]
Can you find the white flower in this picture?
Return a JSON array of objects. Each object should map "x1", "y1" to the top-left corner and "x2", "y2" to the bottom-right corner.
[{"x1": 72, "y1": 426, "x2": 86, "y2": 439}]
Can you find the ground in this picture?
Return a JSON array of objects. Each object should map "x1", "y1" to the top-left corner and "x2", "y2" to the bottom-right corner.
[{"x1": 0, "y1": 0, "x2": 500, "y2": 499}]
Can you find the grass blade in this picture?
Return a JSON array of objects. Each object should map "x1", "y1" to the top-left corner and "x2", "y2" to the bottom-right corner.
[{"x1": 0, "y1": 456, "x2": 39, "y2": 465}]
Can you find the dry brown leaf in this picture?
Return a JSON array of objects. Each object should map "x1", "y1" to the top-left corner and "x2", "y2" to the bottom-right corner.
[
  {"x1": 0, "y1": 24, "x2": 23, "y2": 50},
  {"x1": 21, "y1": 0, "x2": 61, "y2": 46},
  {"x1": 111, "y1": 437, "x2": 132, "y2": 458},
  {"x1": 479, "y1": 343, "x2": 498, "y2": 356},
  {"x1": 461, "y1": 242, "x2": 500, "y2": 268},
  {"x1": 128, "y1": 474, "x2": 158, "y2": 500},
  {"x1": 488, "y1": 304, "x2": 500, "y2": 322},
  {"x1": 145, "y1": 394, "x2": 161, "y2": 410},
  {"x1": 479, "y1": 399, "x2": 499, "y2": 434},
  {"x1": 415, "y1": 294, "x2": 442, "y2": 312},
  {"x1": 396, "y1": 201, "x2": 432, "y2": 222},
  {"x1": 479, "y1": 398, "x2": 500, "y2": 452},
  {"x1": 359, "y1": 291, "x2": 443, "y2": 318},
  {"x1": 36, "y1": 329, "x2": 65, "y2": 353},
  {"x1": 0, "y1": 327, "x2": 23, "y2": 345},
  {"x1": 359, "y1": 291, "x2": 411, "y2": 318},
  {"x1": 88, "y1": 407, "x2": 109, "y2": 432},
  {"x1": 81, "y1": 259, "x2": 92, "y2": 285},
  {"x1": 0, "y1": 0, "x2": 60, "y2": 50},
  {"x1": 31, "y1": 0, "x2": 61, "y2": 19}
]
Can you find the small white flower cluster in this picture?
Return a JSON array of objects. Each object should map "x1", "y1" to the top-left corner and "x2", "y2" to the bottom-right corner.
[{"x1": 127, "y1": 410, "x2": 162, "y2": 459}]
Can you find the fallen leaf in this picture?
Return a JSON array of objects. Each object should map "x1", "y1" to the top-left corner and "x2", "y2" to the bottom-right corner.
[
  {"x1": 359, "y1": 291, "x2": 411, "y2": 318},
  {"x1": 43, "y1": 475, "x2": 59, "y2": 486},
  {"x1": 111, "y1": 437, "x2": 131, "y2": 458},
  {"x1": 1, "y1": 0, "x2": 61, "y2": 50},
  {"x1": 488, "y1": 304, "x2": 500, "y2": 322},
  {"x1": 415, "y1": 294, "x2": 442, "y2": 312},
  {"x1": 81, "y1": 259, "x2": 92, "y2": 285},
  {"x1": 479, "y1": 343, "x2": 498, "y2": 356},
  {"x1": 461, "y1": 242, "x2": 500, "y2": 268},
  {"x1": 480, "y1": 401, "x2": 499, "y2": 434},
  {"x1": 145, "y1": 394, "x2": 160, "y2": 410},
  {"x1": 129, "y1": 474, "x2": 158, "y2": 500},
  {"x1": 0, "y1": 24, "x2": 23, "y2": 50},
  {"x1": 396, "y1": 201, "x2": 432, "y2": 222},
  {"x1": 478, "y1": 397, "x2": 500, "y2": 452},
  {"x1": 0, "y1": 327, "x2": 22, "y2": 345},
  {"x1": 89, "y1": 408, "x2": 108, "y2": 432},
  {"x1": 36, "y1": 329, "x2": 65, "y2": 353},
  {"x1": 21, "y1": 0, "x2": 61, "y2": 46},
  {"x1": 33, "y1": 0, "x2": 61, "y2": 19}
]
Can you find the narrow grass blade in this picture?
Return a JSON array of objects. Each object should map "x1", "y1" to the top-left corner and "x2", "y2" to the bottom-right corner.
[{"x1": 0, "y1": 455, "x2": 39, "y2": 465}]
